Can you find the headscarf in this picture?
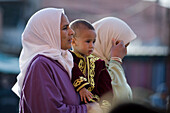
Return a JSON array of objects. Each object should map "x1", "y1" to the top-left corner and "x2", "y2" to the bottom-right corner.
[
  {"x1": 12, "y1": 8, "x2": 73, "y2": 97},
  {"x1": 92, "y1": 17, "x2": 137, "y2": 64}
]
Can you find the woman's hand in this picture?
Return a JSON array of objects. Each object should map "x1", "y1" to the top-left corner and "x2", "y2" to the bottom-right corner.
[
  {"x1": 111, "y1": 38, "x2": 127, "y2": 59},
  {"x1": 86, "y1": 102, "x2": 103, "y2": 113}
]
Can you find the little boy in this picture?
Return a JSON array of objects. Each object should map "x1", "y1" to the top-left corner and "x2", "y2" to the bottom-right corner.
[{"x1": 69, "y1": 19, "x2": 113, "y2": 105}]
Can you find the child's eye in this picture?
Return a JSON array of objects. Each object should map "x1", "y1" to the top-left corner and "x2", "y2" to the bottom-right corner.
[
  {"x1": 93, "y1": 40, "x2": 96, "y2": 43},
  {"x1": 86, "y1": 40, "x2": 90, "y2": 43}
]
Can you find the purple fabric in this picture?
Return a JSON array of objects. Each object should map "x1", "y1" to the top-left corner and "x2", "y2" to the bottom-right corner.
[{"x1": 19, "y1": 55, "x2": 87, "y2": 113}]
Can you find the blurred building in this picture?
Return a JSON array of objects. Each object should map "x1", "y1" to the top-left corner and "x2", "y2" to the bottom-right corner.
[
  {"x1": 0, "y1": 0, "x2": 169, "y2": 112},
  {"x1": 0, "y1": 1, "x2": 25, "y2": 113}
]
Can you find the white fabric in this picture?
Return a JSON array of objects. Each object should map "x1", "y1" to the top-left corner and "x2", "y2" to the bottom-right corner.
[
  {"x1": 12, "y1": 8, "x2": 73, "y2": 97},
  {"x1": 92, "y1": 17, "x2": 137, "y2": 64}
]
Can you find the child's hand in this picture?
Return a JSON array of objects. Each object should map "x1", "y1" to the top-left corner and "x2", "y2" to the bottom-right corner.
[{"x1": 79, "y1": 87, "x2": 93, "y2": 103}]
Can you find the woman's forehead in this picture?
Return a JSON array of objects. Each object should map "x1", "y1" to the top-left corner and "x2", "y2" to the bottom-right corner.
[{"x1": 61, "y1": 14, "x2": 69, "y2": 26}]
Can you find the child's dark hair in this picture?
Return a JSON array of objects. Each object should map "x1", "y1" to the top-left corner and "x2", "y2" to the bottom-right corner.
[
  {"x1": 69, "y1": 19, "x2": 95, "y2": 37},
  {"x1": 70, "y1": 19, "x2": 94, "y2": 30}
]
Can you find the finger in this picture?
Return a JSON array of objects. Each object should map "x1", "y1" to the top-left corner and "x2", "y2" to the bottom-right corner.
[
  {"x1": 80, "y1": 95, "x2": 83, "y2": 102},
  {"x1": 112, "y1": 38, "x2": 116, "y2": 46},
  {"x1": 89, "y1": 92, "x2": 93, "y2": 97},
  {"x1": 84, "y1": 97, "x2": 87, "y2": 103},
  {"x1": 87, "y1": 94, "x2": 93, "y2": 99},
  {"x1": 87, "y1": 96, "x2": 91, "y2": 101},
  {"x1": 117, "y1": 40, "x2": 125, "y2": 47},
  {"x1": 125, "y1": 42, "x2": 130, "y2": 47},
  {"x1": 125, "y1": 47, "x2": 127, "y2": 55},
  {"x1": 116, "y1": 40, "x2": 121, "y2": 45}
]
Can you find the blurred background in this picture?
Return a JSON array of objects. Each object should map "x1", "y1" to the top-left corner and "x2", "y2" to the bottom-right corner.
[{"x1": 0, "y1": 0, "x2": 169, "y2": 113}]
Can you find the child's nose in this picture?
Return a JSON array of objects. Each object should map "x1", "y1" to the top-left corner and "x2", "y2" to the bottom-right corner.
[{"x1": 90, "y1": 42, "x2": 94, "y2": 48}]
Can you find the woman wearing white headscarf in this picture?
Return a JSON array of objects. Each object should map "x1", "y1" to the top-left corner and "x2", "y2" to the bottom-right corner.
[
  {"x1": 12, "y1": 8, "x2": 101, "y2": 113},
  {"x1": 92, "y1": 17, "x2": 137, "y2": 108}
]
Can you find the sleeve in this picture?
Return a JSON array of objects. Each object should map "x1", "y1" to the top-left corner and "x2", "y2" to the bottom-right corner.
[
  {"x1": 21, "y1": 60, "x2": 87, "y2": 113},
  {"x1": 108, "y1": 60, "x2": 125, "y2": 83},
  {"x1": 107, "y1": 60, "x2": 133, "y2": 99},
  {"x1": 96, "y1": 61, "x2": 113, "y2": 112},
  {"x1": 97, "y1": 61, "x2": 112, "y2": 96},
  {"x1": 72, "y1": 63, "x2": 91, "y2": 92}
]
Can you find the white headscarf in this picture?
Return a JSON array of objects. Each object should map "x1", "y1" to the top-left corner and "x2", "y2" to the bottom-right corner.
[
  {"x1": 92, "y1": 17, "x2": 137, "y2": 63},
  {"x1": 12, "y1": 8, "x2": 73, "y2": 97}
]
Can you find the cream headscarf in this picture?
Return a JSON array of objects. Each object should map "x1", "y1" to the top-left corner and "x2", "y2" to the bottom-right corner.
[
  {"x1": 92, "y1": 17, "x2": 137, "y2": 64},
  {"x1": 12, "y1": 8, "x2": 73, "y2": 97}
]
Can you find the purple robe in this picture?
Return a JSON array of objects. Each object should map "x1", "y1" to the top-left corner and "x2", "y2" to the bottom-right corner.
[{"x1": 19, "y1": 55, "x2": 87, "y2": 113}]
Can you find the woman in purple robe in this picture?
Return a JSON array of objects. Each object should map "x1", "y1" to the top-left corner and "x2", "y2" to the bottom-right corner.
[{"x1": 11, "y1": 8, "x2": 101, "y2": 113}]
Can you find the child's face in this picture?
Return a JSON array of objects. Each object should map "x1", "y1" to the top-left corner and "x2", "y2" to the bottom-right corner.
[{"x1": 72, "y1": 29, "x2": 96, "y2": 57}]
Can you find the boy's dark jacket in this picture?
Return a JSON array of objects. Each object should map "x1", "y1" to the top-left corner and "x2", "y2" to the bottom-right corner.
[{"x1": 70, "y1": 50, "x2": 113, "y2": 103}]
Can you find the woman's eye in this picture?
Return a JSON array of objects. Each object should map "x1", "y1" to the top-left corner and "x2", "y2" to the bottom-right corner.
[
  {"x1": 62, "y1": 27, "x2": 67, "y2": 30},
  {"x1": 62, "y1": 25, "x2": 68, "y2": 30}
]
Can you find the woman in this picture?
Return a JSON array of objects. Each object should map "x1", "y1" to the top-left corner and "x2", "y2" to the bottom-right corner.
[
  {"x1": 92, "y1": 17, "x2": 137, "y2": 107},
  {"x1": 12, "y1": 8, "x2": 101, "y2": 113}
]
